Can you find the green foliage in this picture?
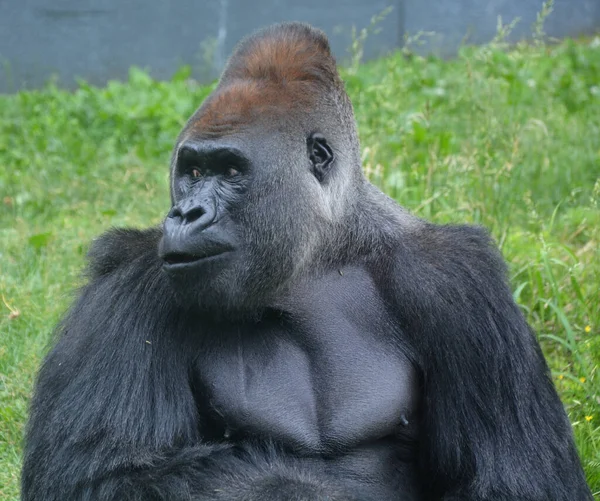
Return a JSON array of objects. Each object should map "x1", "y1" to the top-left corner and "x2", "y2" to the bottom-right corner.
[{"x1": 1, "y1": 35, "x2": 599, "y2": 499}]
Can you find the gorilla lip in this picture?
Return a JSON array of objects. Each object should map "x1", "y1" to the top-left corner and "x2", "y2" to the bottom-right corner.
[
  {"x1": 161, "y1": 249, "x2": 231, "y2": 267},
  {"x1": 159, "y1": 230, "x2": 235, "y2": 269}
]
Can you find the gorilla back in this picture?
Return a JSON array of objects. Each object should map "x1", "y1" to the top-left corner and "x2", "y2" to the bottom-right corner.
[{"x1": 23, "y1": 23, "x2": 592, "y2": 501}]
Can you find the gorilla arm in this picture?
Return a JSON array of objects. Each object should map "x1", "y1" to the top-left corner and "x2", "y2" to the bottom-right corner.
[
  {"x1": 21, "y1": 228, "x2": 353, "y2": 501},
  {"x1": 386, "y1": 223, "x2": 592, "y2": 501},
  {"x1": 23, "y1": 228, "x2": 213, "y2": 500}
]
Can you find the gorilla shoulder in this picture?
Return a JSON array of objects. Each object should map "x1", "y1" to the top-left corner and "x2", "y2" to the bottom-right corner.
[
  {"x1": 86, "y1": 227, "x2": 163, "y2": 278},
  {"x1": 412, "y1": 222, "x2": 503, "y2": 270},
  {"x1": 388, "y1": 221, "x2": 509, "y2": 295}
]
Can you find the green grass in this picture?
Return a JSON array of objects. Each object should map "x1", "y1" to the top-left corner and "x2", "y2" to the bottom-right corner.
[{"x1": 1, "y1": 35, "x2": 599, "y2": 499}]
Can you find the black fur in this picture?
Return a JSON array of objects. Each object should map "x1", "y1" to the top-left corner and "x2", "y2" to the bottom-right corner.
[{"x1": 22, "y1": 22, "x2": 592, "y2": 501}]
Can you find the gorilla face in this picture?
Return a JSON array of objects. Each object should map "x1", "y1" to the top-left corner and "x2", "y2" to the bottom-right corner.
[{"x1": 158, "y1": 125, "x2": 335, "y2": 313}]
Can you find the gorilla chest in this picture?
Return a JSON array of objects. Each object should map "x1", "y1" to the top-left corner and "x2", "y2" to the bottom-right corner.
[{"x1": 194, "y1": 269, "x2": 419, "y2": 452}]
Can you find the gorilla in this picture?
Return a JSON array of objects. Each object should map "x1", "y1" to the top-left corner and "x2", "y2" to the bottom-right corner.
[{"x1": 22, "y1": 23, "x2": 592, "y2": 501}]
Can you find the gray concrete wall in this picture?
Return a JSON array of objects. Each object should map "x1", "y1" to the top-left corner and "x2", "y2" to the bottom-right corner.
[
  {"x1": 1, "y1": 0, "x2": 598, "y2": 92},
  {"x1": 405, "y1": 0, "x2": 600, "y2": 55}
]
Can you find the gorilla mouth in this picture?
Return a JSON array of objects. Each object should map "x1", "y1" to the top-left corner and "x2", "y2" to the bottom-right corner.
[
  {"x1": 160, "y1": 239, "x2": 235, "y2": 268},
  {"x1": 162, "y1": 250, "x2": 229, "y2": 266},
  {"x1": 162, "y1": 252, "x2": 204, "y2": 265}
]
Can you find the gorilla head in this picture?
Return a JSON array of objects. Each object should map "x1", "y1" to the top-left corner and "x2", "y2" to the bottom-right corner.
[{"x1": 159, "y1": 24, "x2": 364, "y2": 313}]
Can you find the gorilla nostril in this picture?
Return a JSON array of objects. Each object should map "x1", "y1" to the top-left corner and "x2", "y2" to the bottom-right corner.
[
  {"x1": 167, "y1": 206, "x2": 183, "y2": 219},
  {"x1": 168, "y1": 204, "x2": 207, "y2": 224},
  {"x1": 183, "y1": 206, "x2": 206, "y2": 223}
]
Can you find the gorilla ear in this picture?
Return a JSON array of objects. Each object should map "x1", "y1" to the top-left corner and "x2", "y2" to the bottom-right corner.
[{"x1": 307, "y1": 133, "x2": 334, "y2": 182}]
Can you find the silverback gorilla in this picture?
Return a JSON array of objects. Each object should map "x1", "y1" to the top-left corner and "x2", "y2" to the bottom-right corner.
[{"x1": 22, "y1": 23, "x2": 592, "y2": 501}]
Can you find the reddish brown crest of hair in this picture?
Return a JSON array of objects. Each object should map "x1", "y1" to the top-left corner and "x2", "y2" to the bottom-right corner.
[
  {"x1": 189, "y1": 23, "x2": 341, "y2": 138},
  {"x1": 221, "y1": 23, "x2": 338, "y2": 88}
]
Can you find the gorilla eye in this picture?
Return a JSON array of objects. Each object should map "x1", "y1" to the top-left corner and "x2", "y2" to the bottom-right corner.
[
  {"x1": 307, "y1": 133, "x2": 334, "y2": 182},
  {"x1": 225, "y1": 167, "x2": 240, "y2": 178}
]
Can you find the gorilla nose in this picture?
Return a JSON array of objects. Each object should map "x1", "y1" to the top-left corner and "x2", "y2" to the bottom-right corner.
[
  {"x1": 167, "y1": 198, "x2": 216, "y2": 233},
  {"x1": 160, "y1": 197, "x2": 229, "y2": 266}
]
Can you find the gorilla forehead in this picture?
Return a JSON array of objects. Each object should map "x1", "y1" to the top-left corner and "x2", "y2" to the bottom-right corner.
[{"x1": 186, "y1": 80, "x2": 315, "y2": 139}]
